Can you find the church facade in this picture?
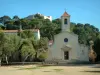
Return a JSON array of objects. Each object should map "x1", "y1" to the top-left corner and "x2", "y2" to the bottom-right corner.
[{"x1": 46, "y1": 11, "x2": 89, "y2": 63}]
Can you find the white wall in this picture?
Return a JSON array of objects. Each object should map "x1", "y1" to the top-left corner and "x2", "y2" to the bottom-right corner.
[
  {"x1": 44, "y1": 16, "x2": 52, "y2": 21},
  {"x1": 37, "y1": 30, "x2": 40, "y2": 40}
]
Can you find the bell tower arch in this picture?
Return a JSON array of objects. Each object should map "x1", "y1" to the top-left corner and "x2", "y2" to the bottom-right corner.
[{"x1": 61, "y1": 11, "x2": 70, "y2": 32}]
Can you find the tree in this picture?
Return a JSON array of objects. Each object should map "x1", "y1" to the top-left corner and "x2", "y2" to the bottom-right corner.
[
  {"x1": 0, "y1": 16, "x2": 11, "y2": 24},
  {"x1": 20, "y1": 19, "x2": 29, "y2": 29},
  {"x1": 94, "y1": 35, "x2": 100, "y2": 61},
  {"x1": 32, "y1": 37, "x2": 48, "y2": 61},
  {"x1": 20, "y1": 30, "x2": 34, "y2": 39},
  {"x1": 17, "y1": 30, "x2": 35, "y2": 62},
  {"x1": 52, "y1": 18, "x2": 61, "y2": 29},
  {"x1": 6, "y1": 24, "x2": 19, "y2": 30},
  {"x1": 0, "y1": 31, "x2": 5, "y2": 65},
  {"x1": 38, "y1": 52, "x2": 47, "y2": 61},
  {"x1": 13, "y1": 16, "x2": 20, "y2": 26},
  {"x1": 28, "y1": 19, "x2": 43, "y2": 29},
  {"x1": 21, "y1": 39, "x2": 35, "y2": 62},
  {"x1": 9, "y1": 35, "x2": 21, "y2": 62},
  {"x1": 0, "y1": 32, "x2": 22, "y2": 63},
  {"x1": 70, "y1": 22, "x2": 76, "y2": 32},
  {"x1": 40, "y1": 19, "x2": 58, "y2": 40},
  {"x1": 1, "y1": 34, "x2": 20, "y2": 64},
  {"x1": 89, "y1": 41, "x2": 97, "y2": 63},
  {"x1": 34, "y1": 13, "x2": 44, "y2": 19},
  {"x1": 4, "y1": 20, "x2": 14, "y2": 25},
  {"x1": 13, "y1": 15, "x2": 20, "y2": 21}
]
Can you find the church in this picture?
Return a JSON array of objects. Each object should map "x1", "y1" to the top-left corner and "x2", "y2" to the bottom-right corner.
[{"x1": 46, "y1": 11, "x2": 89, "y2": 64}]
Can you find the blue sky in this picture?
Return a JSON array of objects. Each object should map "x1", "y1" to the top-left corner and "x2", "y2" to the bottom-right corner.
[{"x1": 0, "y1": 0, "x2": 100, "y2": 29}]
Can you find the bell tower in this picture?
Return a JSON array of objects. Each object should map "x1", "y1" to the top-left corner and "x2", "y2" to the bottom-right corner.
[{"x1": 61, "y1": 11, "x2": 70, "y2": 32}]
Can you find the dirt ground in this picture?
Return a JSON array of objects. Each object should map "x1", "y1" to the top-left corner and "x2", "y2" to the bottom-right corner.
[{"x1": 0, "y1": 64, "x2": 100, "y2": 75}]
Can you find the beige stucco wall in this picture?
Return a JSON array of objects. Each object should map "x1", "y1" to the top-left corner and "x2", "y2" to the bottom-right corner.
[
  {"x1": 46, "y1": 31, "x2": 89, "y2": 62},
  {"x1": 61, "y1": 16, "x2": 70, "y2": 32},
  {"x1": 77, "y1": 44, "x2": 89, "y2": 61}
]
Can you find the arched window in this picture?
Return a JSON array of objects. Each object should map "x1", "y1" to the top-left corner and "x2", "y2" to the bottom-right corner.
[{"x1": 64, "y1": 19, "x2": 67, "y2": 24}]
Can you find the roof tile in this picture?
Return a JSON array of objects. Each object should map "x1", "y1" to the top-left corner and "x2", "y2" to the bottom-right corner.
[{"x1": 62, "y1": 11, "x2": 70, "y2": 17}]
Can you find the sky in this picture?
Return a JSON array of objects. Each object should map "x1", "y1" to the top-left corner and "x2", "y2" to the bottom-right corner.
[{"x1": 0, "y1": 0, "x2": 100, "y2": 29}]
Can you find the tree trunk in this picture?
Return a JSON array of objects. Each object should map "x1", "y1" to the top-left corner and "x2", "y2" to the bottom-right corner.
[
  {"x1": 34, "y1": 52, "x2": 38, "y2": 61},
  {"x1": 5, "y1": 56, "x2": 8, "y2": 64},
  {"x1": 19, "y1": 53, "x2": 22, "y2": 62},
  {"x1": 0, "y1": 59, "x2": 1, "y2": 66},
  {"x1": 18, "y1": 43, "x2": 23, "y2": 62},
  {"x1": 23, "y1": 55, "x2": 30, "y2": 62}
]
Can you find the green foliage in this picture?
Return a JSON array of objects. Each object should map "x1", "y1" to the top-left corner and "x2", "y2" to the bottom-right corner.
[
  {"x1": 2, "y1": 35, "x2": 14, "y2": 56},
  {"x1": 34, "y1": 14, "x2": 44, "y2": 19},
  {"x1": 71, "y1": 23, "x2": 99, "y2": 45},
  {"x1": 6, "y1": 24, "x2": 19, "y2": 30},
  {"x1": 20, "y1": 19, "x2": 30, "y2": 29},
  {"x1": 21, "y1": 39, "x2": 35, "y2": 58},
  {"x1": 28, "y1": 19, "x2": 43, "y2": 29},
  {"x1": 94, "y1": 36, "x2": 100, "y2": 55},
  {"x1": 20, "y1": 30, "x2": 34, "y2": 39},
  {"x1": 4, "y1": 21, "x2": 14, "y2": 25},
  {"x1": 0, "y1": 31, "x2": 5, "y2": 56},
  {"x1": 13, "y1": 15, "x2": 20, "y2": 20},
  {"x1": 0, "y1": 24, "x2": 5, "y2": 30},
  {"x1": 32, "y1": 37, "x2": 48, "y2": 60},
  {"x1": 0, "y1": 33, "x2": 20, "y2": 64},
  {"x1": 0, "y1": 30, "x2": 49, "y2": 63},
  {"x1": 0, "y1": 15, "x2": 11, "y2": 23},
  {"x1": 38, "y1": 52, "x2": 47, "y2": 60},
  {"x1": 33, "y1": 37, "x2": 48, "y2": 52},
  {"x1": 0, "y1": 15, "x2": 61, "y2": 40},
  {"x1": 70, "y1": 22, "x2": 76, "y2": 32}
]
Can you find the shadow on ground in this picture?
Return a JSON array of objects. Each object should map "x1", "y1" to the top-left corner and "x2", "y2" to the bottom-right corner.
[{"x1": 81, "y1": 71, "x2": 100, "y2": 73}]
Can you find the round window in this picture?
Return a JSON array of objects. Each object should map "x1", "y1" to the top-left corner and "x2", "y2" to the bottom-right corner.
[{"x1": 64, "y1": 38, "x2": 68, "y2": 42}]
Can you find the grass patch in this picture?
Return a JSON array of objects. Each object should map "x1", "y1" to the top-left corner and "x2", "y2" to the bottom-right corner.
[{"x1": 53, "y1": 69, "x2": 63, "y2": 72}]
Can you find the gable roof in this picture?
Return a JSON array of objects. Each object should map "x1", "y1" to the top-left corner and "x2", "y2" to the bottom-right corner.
[{"x1": 61, "y1": 11, "x2": 70, "y2": 17}]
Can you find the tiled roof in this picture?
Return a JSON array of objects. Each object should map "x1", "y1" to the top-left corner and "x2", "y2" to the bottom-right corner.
[
  {"x1": 3, "y1": 29, "x2": 39, "y2": 33},
  {"x1": 61, "y1": 11, "x2": 70, "y2": 17},
  {"x1": 4, "y1": 30, "x2": 18, "y2": 33}
]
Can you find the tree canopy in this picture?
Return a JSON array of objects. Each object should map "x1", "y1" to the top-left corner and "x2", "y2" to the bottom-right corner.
[{"x1": 0, "y1": 14, "x2": 99, "y2": 44}]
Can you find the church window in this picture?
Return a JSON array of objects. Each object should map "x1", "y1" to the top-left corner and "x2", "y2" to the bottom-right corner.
[
  {"x1": 64, "y1": 38, "x2": 68, "y2": 42},
  {"x1": 64, "y1": 19, "x2": 67, "y2": 24}
]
